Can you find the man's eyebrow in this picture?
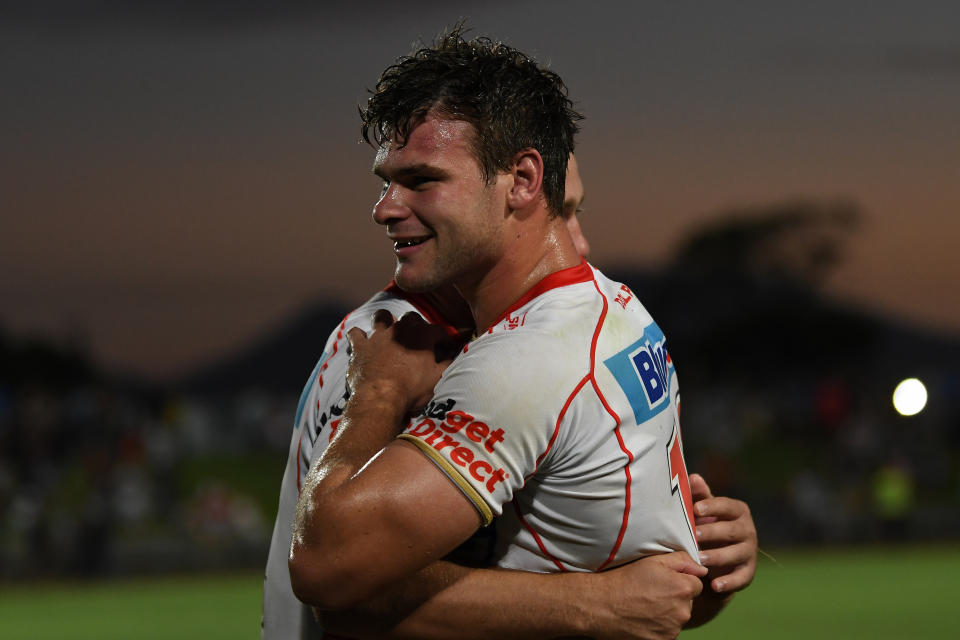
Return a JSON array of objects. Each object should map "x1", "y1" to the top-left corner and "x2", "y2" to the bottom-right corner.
[
  {"x1": 373, "y1": 163, "x2": 447, "y2": 180},
  {"x1": 564, "y1": 193, "x2": 586, "y2": 214}
]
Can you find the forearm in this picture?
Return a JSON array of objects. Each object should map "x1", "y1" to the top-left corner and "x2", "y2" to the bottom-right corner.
[
  {"x1": 289, "y1": 385, "x2": 411, "y2": 607},
  {"x1": 320, "y1": 561, "x2": 601, "y2": 639}
]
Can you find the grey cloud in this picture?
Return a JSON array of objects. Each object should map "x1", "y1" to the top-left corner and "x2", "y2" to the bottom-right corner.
[
  {"x1": 0, "y1": 0, "x2": 473, "y2": 32},
  {"x1": 778, "y1": 42, "x2": 960, "y2": 75}
]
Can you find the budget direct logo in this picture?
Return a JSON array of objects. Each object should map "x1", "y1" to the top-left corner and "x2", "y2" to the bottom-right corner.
[
  {"x1": 603, "y1": 323, "x2": 674, "y2": 424},
  {"x1": 405, "y1": 399, "x2": 510, "y2": 494}
]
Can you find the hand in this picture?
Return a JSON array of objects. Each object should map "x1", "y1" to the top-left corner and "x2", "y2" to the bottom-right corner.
[
  {"x1": 590, "y1": 551, "x2": 706, "y2": 640},
  {"x1": 690, "y1": 473, "x2": 757, "y2": 595},
  {"x1": 346, "y1": 310, "x2": 457, "y2": 415}
]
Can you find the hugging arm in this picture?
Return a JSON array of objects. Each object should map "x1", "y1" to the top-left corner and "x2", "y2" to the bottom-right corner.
[
  {"x1": 320, "y1": 553, "x2": 706, "y2": 640},
  {"x1": 289, "y1": 311, "x2": 707, "y2": 639}
]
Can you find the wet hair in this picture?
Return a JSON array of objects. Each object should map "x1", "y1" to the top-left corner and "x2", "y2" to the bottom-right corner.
[{"x1": 360, "y1": 24, "x2": 582, "y2": 217}]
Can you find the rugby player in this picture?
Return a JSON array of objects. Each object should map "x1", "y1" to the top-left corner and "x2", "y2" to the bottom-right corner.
[
  {"x1": 279, "y1": 30, "x2": 756, "y2": 638},
  {"x1": 264, "y1": 153, "x2": 754, "y2": 638}
]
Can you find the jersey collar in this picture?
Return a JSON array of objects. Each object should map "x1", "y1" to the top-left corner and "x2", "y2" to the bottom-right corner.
[
  {"x1": 382, "y1": 282, "x2": 465, "y2": 338},
  {"x1": 481, "y1": 259, "x2": 594, "y2": 334}
]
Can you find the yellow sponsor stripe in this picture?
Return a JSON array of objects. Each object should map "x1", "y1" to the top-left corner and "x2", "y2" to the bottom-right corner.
[{"x1": 397, "y1": 434, "x2": 493, "y2": 526}]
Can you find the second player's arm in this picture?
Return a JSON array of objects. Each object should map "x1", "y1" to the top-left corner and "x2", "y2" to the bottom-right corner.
[
  {"x1": 289, "y1": 311, "x2": 707, "y2": 638},
  {"x1": 289, "y1": 391, "x2": 481, "y2": 609},
  {"x1": 685, "y1": 473, "x2": 758, "y2": 628},
  {"x1": 288, "y1": 311, "x2": 484, "y2": 609},
  {"x1": 320, "y1": 554, "x2": 706, "y2": 640}
]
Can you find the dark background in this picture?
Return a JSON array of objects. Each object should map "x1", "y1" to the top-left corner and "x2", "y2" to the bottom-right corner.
[{"x1": 1, "y1": 1, "x2": 958, "y2": 579}]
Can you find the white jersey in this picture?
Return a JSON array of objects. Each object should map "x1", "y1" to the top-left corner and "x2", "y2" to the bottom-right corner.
[
  {"x1": 399, "y1": 260, "x2": 699, "y2": 572},
  {"x1": 262, "y1": 285, "x2": 455, "y2": 640},
  {"x1": 263, "y1": 262, "x2": 698, "y2": 637}
]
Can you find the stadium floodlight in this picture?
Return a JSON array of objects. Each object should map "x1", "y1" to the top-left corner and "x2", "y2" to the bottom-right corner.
[{"x1": 892, "y1": 378, "x2": 927, "y2": 417}]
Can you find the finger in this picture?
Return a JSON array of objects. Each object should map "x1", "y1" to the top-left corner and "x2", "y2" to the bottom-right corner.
[
  {"x1": 698, "y1": 541, "x2": 753, "y2": 569},
  {"x1": 689, "y1": 473, "x2": 714, "y2": 501},
  {"x1": 711, "y1": 561, "x2": 756, "y2": 594},
  {"x1": 694, "y1": 496, "x2": 748, "y2": 521},
  {"x1": 371, "y1": 309, "x2": 396, "y2": 330},
  {"x1": 697, "y1": 518, "x2": 752, "y2": 547},
  {"x1": 655, "y1": 551, "x2": 709, "y2": 577},
  {"x1": 346, "y1": 326, "x2": 368, "y2": 349},
  {"x1": 344, "y1": 326, "x2": 368, "y2": 361},
  {"x1": 393, "y1": 312, "x2": 438, "y2": 349},
  {"x1": 398, "y1": 311, "x2": 427, "y2": 323},
  {"x1": 686, "y1": 573, "x2": 705, "y2": 598},
  {"x1": 434, "y1": 338, "x2": 464, "y2": 362}
]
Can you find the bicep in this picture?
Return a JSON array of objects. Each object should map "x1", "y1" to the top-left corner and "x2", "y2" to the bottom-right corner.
[
  {"x1": 352, "y1": 438, "x2": 484, "y2": 552},
  {"x1": 301, "y1": 438, "x2": 483, "y2": 608}
]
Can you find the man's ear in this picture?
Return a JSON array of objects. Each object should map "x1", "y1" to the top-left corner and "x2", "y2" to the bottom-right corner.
[{"x1": 506, "y1": 149, "x2": 544, "y2": 211}]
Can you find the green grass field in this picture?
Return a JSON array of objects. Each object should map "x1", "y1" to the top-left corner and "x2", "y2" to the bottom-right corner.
[{"x1": 2, "y1": 545, "x2": 957, "y2": 639}]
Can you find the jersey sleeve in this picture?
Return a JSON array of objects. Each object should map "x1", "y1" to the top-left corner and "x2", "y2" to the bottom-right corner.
[{"x1": 398, "y1": 330, "x2": 580, "y2": 525}]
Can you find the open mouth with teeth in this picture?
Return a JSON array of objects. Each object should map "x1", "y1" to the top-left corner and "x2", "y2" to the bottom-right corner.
[{"x1": 394, "y1": 236, "x2": 431, "y2": 250}]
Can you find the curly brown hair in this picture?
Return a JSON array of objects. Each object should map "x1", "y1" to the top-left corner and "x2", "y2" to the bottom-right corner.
[{"x1": 360, "y1": 24, "x2": 583, "y2": 217}]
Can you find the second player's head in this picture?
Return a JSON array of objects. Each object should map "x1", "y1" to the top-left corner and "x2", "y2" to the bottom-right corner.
[
  {"x1": 563, "y1": 154, "x2": 590, "y2": 259},
  {"x1": 360, "y1": 25, "x2": 582, "y2": 217}
]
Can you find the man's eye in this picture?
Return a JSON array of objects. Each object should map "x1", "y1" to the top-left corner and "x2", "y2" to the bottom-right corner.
[
  {"x1": 410, "y1": 176, "x2": 434, "y2": 189},
  {"x1": 379, "y1": 181, "x2": 390, "y2": 197}
]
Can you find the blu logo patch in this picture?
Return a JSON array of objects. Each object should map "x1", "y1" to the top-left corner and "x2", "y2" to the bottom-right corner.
[{"x1": 603, "y1": 323, "x2": 674, "y2": 424}]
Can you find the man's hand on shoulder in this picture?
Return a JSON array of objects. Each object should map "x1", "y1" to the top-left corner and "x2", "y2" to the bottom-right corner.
[{"x1": 347, "y1": 310, "x2": 457, "y2": 416}]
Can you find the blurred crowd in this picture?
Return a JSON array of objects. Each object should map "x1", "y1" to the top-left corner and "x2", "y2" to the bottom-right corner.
[
  {"x1": 0, "y1": 364, "x2": 295, "y2": 578},
  {"x1": 2, "y1": 293, "x2": 958, "y2": 579}
]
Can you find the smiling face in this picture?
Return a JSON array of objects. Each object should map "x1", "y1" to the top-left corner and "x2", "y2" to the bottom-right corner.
[{"x1": 372, "y1": 114, "x2": 510, "y2": 293}]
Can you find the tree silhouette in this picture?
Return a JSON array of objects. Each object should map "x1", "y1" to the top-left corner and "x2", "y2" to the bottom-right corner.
[{"x1": 671, "y1": 199, "x2": 861, "y2": 289}]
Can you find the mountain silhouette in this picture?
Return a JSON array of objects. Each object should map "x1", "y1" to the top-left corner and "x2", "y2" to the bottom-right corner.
[
  {"x1": 174, "y1": 267, "x2": 959, "y2": 399},
  {"x1": 176, "y1": 301, "x2": 350, "y2": 395}
]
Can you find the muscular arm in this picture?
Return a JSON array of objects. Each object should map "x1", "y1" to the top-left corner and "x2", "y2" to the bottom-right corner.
[
  {"x1": 292, "y1": 384, "x2": 705, "y2": 639},
  {"x1": 332, "y1": 471, "x2": 751, "y2": 638},
  {"x1": 289, "y1": 391, "x2": 482, "y2": 610},
  {"x1": 321, "y1": 554, "x2": 706, "y2": 640},
  {"x1": 288, "y1": 311, "x2": 738, "y2": 637},
  {"x1": 289, "y1": 312, "x2": 483, "y2": 609}
]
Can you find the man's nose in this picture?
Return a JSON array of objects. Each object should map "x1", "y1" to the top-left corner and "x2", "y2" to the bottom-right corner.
[{"x1": 372, "y1": 183, "x2": 408, "y2": 225}]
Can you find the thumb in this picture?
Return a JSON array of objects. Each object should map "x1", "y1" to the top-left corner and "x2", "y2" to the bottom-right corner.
[
  {"x1": 656, "y1": 551, "x2": 708, "y2": 577},
  {"x1": 689, "y1": 473, "x2": 713, "y2": 501}
]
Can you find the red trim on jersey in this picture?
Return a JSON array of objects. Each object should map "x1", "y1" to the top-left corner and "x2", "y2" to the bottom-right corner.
[
  {"x1": 527, "y1": 374, "x2": 590, "y2": 482},
  {"x1": 511, "y1": 264, "x2": 618, "y2": 573},
  {"x1": 586, "y1": 274, "x2": 634, "y2": 572},
  {"x1": 317, "y1": 317, "x2": 350, "y2": 389},
  {"x1": 481, "y1": 259, "x2": 593, "y2": 334},
  {"x1": 512, "y1": 500, "x2": 568, "y2": 572},
  {"x1": 383, "y1": 282, "x2": 462, "y2": 337},
  {"x1": 298, "y1": 314, "x2": 352, "y2": 494},
  {"x1": 520, "y1": 263, "x2": 598, "y2": 484}
]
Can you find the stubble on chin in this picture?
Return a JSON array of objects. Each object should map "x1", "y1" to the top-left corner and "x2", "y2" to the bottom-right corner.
[
  {"x1": 393, "y1": 241, "x2": 485, "y2": 294},
  {"x1": 393, "y1": 262, "x2": 439, "y2": 293}
]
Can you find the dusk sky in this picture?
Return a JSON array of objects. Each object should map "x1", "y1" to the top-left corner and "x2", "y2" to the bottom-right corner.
[{"x1": 2, "y1": 1, "x2": 959, "y2": 379}]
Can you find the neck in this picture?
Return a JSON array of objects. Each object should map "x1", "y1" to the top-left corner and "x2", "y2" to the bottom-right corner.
[{"x1": 458, "y1": 215, "x2": 581, "y2": 333}]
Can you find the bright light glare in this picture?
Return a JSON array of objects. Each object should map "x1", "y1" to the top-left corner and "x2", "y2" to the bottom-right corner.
[{"x1": 892, "y1": 378, "x2": 927, "y2": 416}]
